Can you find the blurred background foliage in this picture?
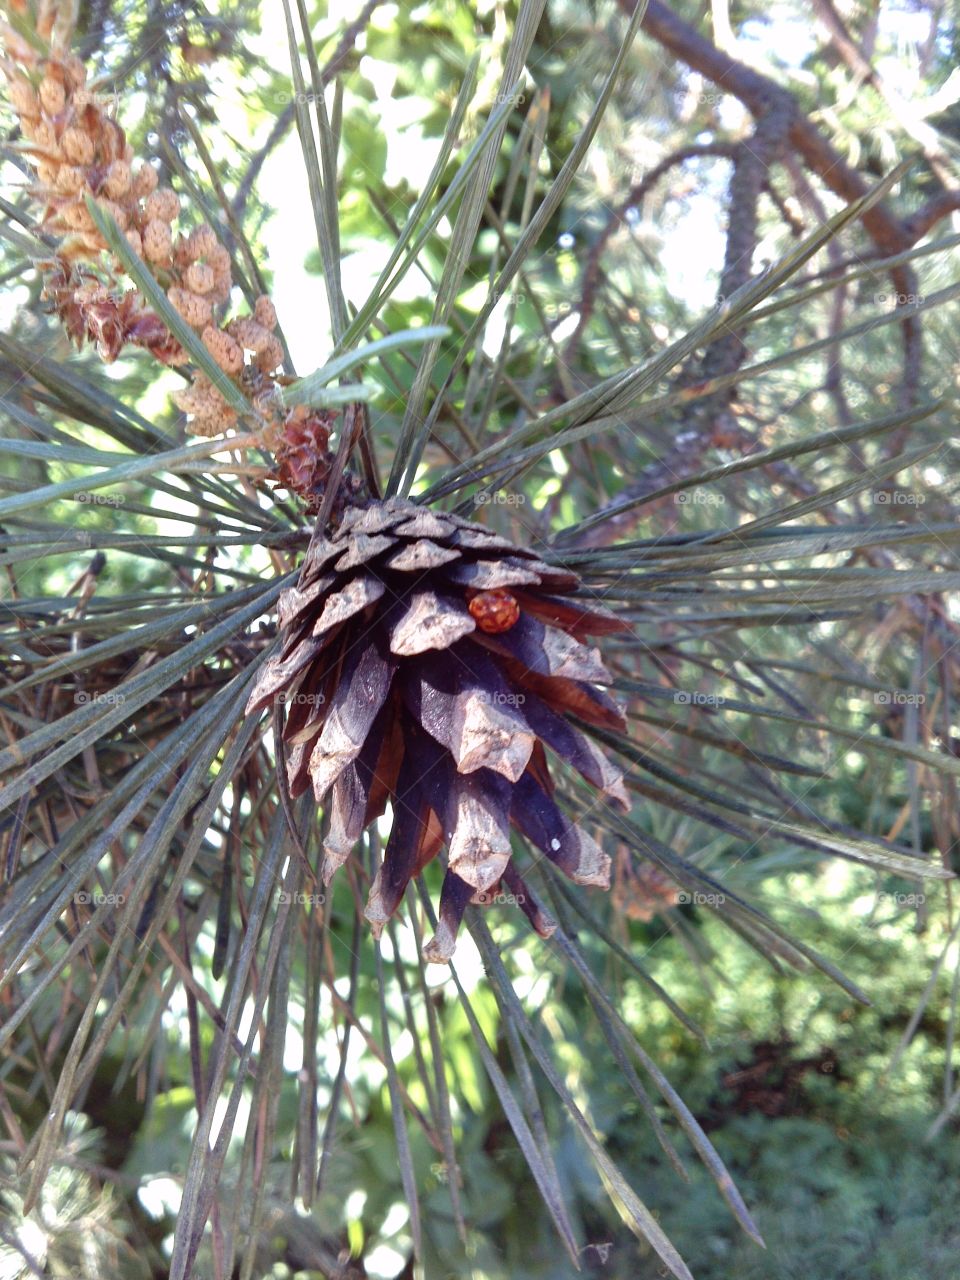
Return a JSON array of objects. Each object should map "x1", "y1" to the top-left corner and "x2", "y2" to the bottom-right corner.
[{"x1": 1, "y1": 0, "x2": 960, "y2": 1277}]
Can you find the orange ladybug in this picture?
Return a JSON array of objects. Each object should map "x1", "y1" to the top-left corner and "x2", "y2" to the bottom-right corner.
[{"x1": 468, "y1": 589, "x2": 521, "y2": 634}]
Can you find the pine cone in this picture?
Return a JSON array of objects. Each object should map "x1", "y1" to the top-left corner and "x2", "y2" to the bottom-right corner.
[
  {"x1": 273, "y1": 407, "x2": 337, "y2": 510},
  {"x1": 247, "y1": 497, "x2": 631, "y2": 961}
]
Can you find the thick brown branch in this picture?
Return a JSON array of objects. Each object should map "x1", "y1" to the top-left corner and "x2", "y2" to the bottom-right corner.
[
  {"x1": 578, "y1": 0, "x2": 948, "y2": 547},
  {"x1": 627, "y1": 0, "x2": 911, "y2": 254},
  {"x1": 903, "y1": 192, "x2": 960, "y2": 243},
  {"x1": 697, "y1": 104, "x2": 791, "y2": 387},
  {"x1": 622, "y1": 0, "x2": 934, "y2": 417},
  {"x1": 811, "y1": 0, "x2": 960, "y2": 192}
]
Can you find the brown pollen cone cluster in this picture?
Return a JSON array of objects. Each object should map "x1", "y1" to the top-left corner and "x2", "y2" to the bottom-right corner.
[
  {"x1": 1, "y1": 9, "x2": 282, "y2": 437},
  {"x1": 247, "y1": 497, "x2": 631, "y2": 961},
  {"x1": 273, "y1": 407, "x2": 338, "y2": 511}
]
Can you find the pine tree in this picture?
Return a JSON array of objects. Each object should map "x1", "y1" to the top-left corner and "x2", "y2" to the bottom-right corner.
[{"x1": 0, "y1": 2, "x2": 957, "y2": 1277}]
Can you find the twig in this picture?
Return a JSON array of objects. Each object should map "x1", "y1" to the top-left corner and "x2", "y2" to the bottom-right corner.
[
  {"x1": 622, "y1": 0, "x2": 945, "y2": 431},
  {"x1": 566, "y1": 142, "x2": 737, "y2": 361},
  {"x1": 232, "y1": 0, "x2": 386, "y2": 221}
]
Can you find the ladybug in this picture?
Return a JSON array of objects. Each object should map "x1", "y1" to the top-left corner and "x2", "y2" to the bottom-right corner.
[{"x1": 468, "y1": 588, "x2": 521, "y2": 634}]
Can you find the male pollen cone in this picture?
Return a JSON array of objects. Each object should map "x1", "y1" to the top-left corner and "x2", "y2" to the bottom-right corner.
[{"x1": 247, "y1": 497, "x2": 631, "y2": 961}]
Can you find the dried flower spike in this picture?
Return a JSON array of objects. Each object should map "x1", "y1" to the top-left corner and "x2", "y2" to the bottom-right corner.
[{"x1": 0, "y1": 2, "x2": 286, "y2": 443}]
